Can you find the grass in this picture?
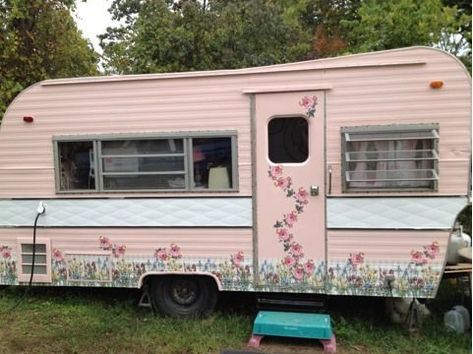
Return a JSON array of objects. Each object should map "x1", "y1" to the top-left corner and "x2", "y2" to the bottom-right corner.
[{"x1": 0, "y1": 280, "x2": 471, "y2": 354}]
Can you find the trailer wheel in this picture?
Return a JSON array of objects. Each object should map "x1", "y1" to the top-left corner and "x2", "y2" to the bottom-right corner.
[{"x1": 150, "y1": 276, "x2": 218, "y2": 317}]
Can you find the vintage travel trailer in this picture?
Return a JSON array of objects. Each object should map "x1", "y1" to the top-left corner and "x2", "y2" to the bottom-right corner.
[{"x1": 0, "y1": 47, "x2": 470, "y2": 316}]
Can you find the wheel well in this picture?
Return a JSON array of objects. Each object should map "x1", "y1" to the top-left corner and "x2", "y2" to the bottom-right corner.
[{"x1": 139, "y1": 272, "x2": 222, "y2": 291}]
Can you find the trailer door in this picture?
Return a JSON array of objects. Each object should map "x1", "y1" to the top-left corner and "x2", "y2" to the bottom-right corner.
[{"x1": 254, "y1": 91, "x2": 326, "y2": 292}]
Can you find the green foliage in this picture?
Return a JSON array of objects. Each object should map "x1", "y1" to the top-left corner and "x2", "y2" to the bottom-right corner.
[
  {"x1": 340, "y1": 0, "x2": 472, "y2": 69},
  {"x1": 100, "y1": 0, "x2": 314, "y2": 74},
  {"x1": 0, "y1": 0, "x2": 98, "y2": 118}
]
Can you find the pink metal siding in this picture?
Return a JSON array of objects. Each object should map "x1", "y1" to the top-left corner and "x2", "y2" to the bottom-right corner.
[
  {"x1": 0, "y1": 47, "x2": 469, "y2": 198},
  {"x1": 0, "y1": 228, "x2": 252, "y2": 259},
  {"x1": 327, "y1": 230, "x2": 449, "y2": 262}
]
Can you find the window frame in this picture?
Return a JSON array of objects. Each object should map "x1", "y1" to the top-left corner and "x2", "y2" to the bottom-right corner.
[
  {"x1": 53, "y1": 131, "x2": 239, "y2": 193},
  {"x1": 16, "y1": 238, "x2": 52, "y2": 283},
  {"x1": 341, "y1": 123, "x2": 439, "y2": 193}
]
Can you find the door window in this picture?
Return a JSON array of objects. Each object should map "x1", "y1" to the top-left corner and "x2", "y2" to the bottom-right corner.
[{"x1": 268, "y1": 117, "x2": 308, "y2": 163}]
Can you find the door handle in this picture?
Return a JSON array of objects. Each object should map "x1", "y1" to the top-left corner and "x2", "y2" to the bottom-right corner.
[{"x1": 310, "y1": 185, "x2": 319, "y2": 196}]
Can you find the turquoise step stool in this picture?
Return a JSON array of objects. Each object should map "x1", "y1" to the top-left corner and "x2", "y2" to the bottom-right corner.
[{"x1": 248, "y1": 311, "x2": 336, "y2": 353}]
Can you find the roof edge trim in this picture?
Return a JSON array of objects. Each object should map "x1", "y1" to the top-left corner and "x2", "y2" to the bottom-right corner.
[{"x1": 40, "y1": 59, "x2": 426, "y2": 87}]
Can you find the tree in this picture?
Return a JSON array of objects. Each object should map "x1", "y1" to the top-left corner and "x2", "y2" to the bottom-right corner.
[
  {"x1": 342, "y1": 0, "x2": 471, "y2": 67},
  {"x1": 100, "y1": 0, "x2": 314, "y2": 74},
  {"x1": 0, "y1": 0, "x2": 99, "y2": 117}
]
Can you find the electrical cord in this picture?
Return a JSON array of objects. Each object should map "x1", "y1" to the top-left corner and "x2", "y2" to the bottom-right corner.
[
  {"x1": 28, "y1": 212, "x2": 42, "y2": 287},
  {"x1": 1, "y1": 204, "x2": 45, "y2": 313}
]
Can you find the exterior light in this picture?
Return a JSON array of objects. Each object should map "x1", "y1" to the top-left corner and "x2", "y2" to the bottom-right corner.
[
  {"x1": 23, "y1": 116, "x2": 34, "y2": 123},
  {"x1": 430, "y1": 81, "x2": 444, "y2": 89}
]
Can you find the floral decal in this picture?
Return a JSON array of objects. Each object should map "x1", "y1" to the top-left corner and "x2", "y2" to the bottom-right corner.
[
  {"x1": 267, "y1": 165, "x2": 314, "y2": 283},
  {"x1": 348, "y1": 252, "x2": 365, "y2": 267},
  {"x1": 68, "y1": 255, "x2": 111, "y2": 283},
  {"x1": 99, "y1": 236, "x2": 126, "y2": 257},
  {"x1": 326, "y1": 245, "x2": 442, "y2": 297},
  {"x1": 299, "y1": 95, "x2": 318, "y2": 118},
  {"x1": 153, "y1": 243, "x2": 184, "y2": 271},
  {"x1": 0, "y1": 245, "x2": 16, "y2": 284},
  {"x1": 410, "y1": 241, "x2": 440, "y2": 265}
]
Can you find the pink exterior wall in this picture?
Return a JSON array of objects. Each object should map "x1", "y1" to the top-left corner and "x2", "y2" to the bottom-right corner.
[
  {"x1": 327, "y1": 230, "x2": 448, "y2": 262},
  {"x1": 0, "y1": 47, "x2": 469, "y2": 198},
  {"x1": 0, "y1": 228, "x2": 252, "y2": 259}
]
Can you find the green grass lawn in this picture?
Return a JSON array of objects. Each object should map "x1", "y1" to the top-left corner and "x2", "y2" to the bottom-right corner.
[{"x1": 0, "y1": 280, "x2": 471, "y2": 354}]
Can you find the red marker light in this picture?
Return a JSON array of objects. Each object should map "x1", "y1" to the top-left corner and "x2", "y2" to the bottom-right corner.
[{"x1": 23, "y1": 116, "x2": 34, "y2": 123}]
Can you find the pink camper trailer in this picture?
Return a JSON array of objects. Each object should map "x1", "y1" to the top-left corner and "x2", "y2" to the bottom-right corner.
[{"x1": 0, "y1": 47, "x2": 470, "y2": 316}]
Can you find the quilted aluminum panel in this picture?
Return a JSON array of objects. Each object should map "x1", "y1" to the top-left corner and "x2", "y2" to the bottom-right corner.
[
  {"x1": 0, "y1": 198, "x2": 252, "y2": 227},
  {"x1": 327, "y1": 197, "x2": 467, "y2": 229}
]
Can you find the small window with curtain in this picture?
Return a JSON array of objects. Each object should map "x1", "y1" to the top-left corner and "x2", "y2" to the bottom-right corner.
[{"x1": 341, "y1": 124, "x2": 439, "y2": 191}]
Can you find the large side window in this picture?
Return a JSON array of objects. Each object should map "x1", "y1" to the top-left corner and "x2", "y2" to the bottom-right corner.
[
  {"x1": 55, "y1": 133, "x2": 237, "y2": 192},
  {"x1": 342, "y1": 124, "x2": 439, "y2": 191}
]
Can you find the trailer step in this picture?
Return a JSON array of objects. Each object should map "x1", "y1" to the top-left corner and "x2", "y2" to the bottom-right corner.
[{"x1": 248, "y1": 310, "x2": 336, "y2": 353}]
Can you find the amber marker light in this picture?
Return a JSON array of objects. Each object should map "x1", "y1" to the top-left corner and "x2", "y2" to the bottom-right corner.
[
  {"x1": 430, "y1": 80, "x2": 444, "y2": 89},
  {"x1": 23, "y1": 116, "x2": 34, "y2": 123}
]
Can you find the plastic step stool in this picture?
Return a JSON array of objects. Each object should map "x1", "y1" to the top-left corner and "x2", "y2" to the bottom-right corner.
[{"x1": 248, "y1": 310, "x2": 336, "y2": 353}]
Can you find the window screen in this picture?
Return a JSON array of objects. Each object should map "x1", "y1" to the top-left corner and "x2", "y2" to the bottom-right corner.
[
  {"x1": 342, "y1": 124, "x2": 439, "y2": 191},
  {"x1": 268, "y1": 117, "x2": 308, "y2": 163}
]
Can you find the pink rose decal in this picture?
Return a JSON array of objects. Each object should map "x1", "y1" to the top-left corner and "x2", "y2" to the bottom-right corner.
[
  {"x1": 52, "y1": 248, "x2": 64, "y2": 262},
  {"x1": 411, "y1": 250, "x2": 428, "y2": 265},
  {"x1": 349, "y1": 252, "x2": 365, "y2": 266},
  {"x1": 283, "y1": 256, "x2": 296, "y2": 267},
  {"x1": 269, "y1": 165, "x2": 283, "y2": 180},
  {"x1": 289, "y1": 243, "x2": 304, "y2": 258},
  {"x1": 1, "y1": 246, "x2": 12, "y2": 260},
  {"x1": 298, "y1": 95, "x2": 318, "y2": 118},
  {"x1": 292, "y1": 265, "x2": 305, "y2": 280},
  {"x1": 99, "y1": 236, "x2": 111, "y2": 250},
  {"x1": 296, "y1": 188, "x2": 309, "y2": 205},
  {"x1": 231, "y1": 251, "x2": 244, "y2": 267},
  {"x1": 169, "y1": 243, "x2": 182, "y2": 259},
  {"x1": 115, "y1": 245, "x2": 126, "y2": 257},
  {"x1": 424, "y1": 241, "x2": 440, "y2": 259},
  {"x1": 304, "y1": 259, "x2": 315, "y2": 275},
  {"x1": 154, "y1": 248, "x2": 169, "y2": 261}
]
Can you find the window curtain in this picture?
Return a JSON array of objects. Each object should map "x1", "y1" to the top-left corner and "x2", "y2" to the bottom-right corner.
[{"x1": 348, "y1": 139, "x2": 432, "y2": 189}]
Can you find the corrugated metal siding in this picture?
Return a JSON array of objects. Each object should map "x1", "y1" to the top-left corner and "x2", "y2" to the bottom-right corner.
[
  {"x1": 0, "y1": 228, "x2": 252, "y2": 258},
  {"x1": 327, "y1": 230, "x2": 449, "y2": 262},
  {"x1": 324, "y1": 50, "x2": 470, "y2": 196},
  {"x1": 0, "y1": 47, "x2": 469, "y2": 198},
  {"x1": 0, "y1": 76, "x2": 253, "y2": 197}
]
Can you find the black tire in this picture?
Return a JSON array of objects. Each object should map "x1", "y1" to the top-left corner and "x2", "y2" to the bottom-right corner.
[{"x1": 150, "y1": 276, "x2": 218, "y2": 317}]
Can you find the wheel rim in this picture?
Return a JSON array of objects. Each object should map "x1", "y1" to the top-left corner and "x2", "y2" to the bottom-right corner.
[{"x1": 170, "y1": 279, "x2": 199, "y2": 306}]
